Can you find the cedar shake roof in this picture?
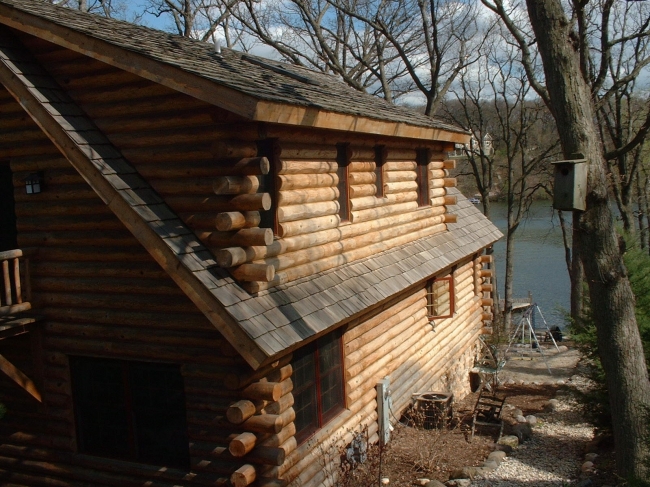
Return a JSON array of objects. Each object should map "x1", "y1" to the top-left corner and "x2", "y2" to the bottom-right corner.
[
  {"x1": 0, "y1": 1, "x2": 501, "y2": 369},
  {"x1": 0, "y1": 0, "x2": 468, "y2": 141}
]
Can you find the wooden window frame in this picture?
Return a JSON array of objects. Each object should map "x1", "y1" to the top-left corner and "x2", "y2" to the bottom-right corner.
[
  {"x1": 426, "y1": 275, "x2": 455, "y2": 320},
  {"x1": 337, "y1": 143, "x2": 351, "y2": 223},
  {"x1": 416, "y1": 148, "x2": 430, "y2": 207},
  {"x1": 291, "y1": 331, "x2": 345, "y2": 444},
  {"x1": 374, "y1": 145, "x2": 386, "y2": 198},
  {"x1": 70, "y1": 356, "x2": 189, "y2": 470}
]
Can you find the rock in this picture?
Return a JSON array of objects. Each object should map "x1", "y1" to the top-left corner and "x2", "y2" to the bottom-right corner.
[
  {"x1": 526, "y1": 415, "x2": 538, "y2": 425},
  {"x1": 494, "y1": 443, "x2": 513, "y2": 454},
  {"x1": 581, "y1": 461, "x2": 594, "y2": 473},
  {"x1": 512, "y1": 422, "x2": 533, "y2": 442},
  {"x1": 381, "y1": 479, "x2": 390, "y2": 485},
  {"x1": 481, "y1": 459, "x2": 498, "y2": 470},
  {"x1": 557, "y1": 345, "x2": 568, "y2": 352},
  {"x1": 415, "y1": 479, "x2": 430, "y2": 486},
  {"x1": 515, "y1": 414, "x2": 527, "y2": 423},
  {"x1": 584, "y1": 453, "x2": 599, "y2": 462},
  {"x1": 487, "y1": 450, "x2": 507, "y2": 464},
  {"x1": 446, "y1": 480, "x2": 470, "y2": 487},
  {"x1": 424, "y1": 480, "x2": 445, "y2": 487},
  {"x1": 449, "y1": 467, "x2": 491, "y2": 480},
  {"x1": 497, "y1": 435, "x2": 519, "y2": 449},
  {"x1": 512, "y1": 408, "x2": 523, "y2": 417},
  {"x1": 556, "y1": 379, "x2": 566, "y2": 385},
  {"x1": 544, "y1": 399, "x2": 559, "y2": 412}
]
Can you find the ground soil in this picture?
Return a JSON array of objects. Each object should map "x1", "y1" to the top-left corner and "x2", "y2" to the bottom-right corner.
[{"x1": 336, "y1": 342, "x2": 620, "y2": 487}]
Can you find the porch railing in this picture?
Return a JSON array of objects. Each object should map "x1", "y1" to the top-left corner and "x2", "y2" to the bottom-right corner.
[{"x1": 0, "y1": 248, "x2": 34, "y2": 316}]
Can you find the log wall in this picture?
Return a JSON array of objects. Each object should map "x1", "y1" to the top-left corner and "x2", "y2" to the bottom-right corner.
[
  {"x1": 0, "y1": 78, "x2": 289, "y2": 486},
  {"x1": 275, "y1": 255, "x2": 488, "y2": 487},
  {"x1": 9, "y1": 34, "x2": 458, "y2": 293}
]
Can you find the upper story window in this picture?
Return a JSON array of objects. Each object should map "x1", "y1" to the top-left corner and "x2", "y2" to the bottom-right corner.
[
  {"x1": 337, "y1": 143, "x2": 350, "y2": 222},
  {"x1": 70, "y1": 357, "x2": 189, "y2": 469},
  {"x1": 416, "y1": 148, "x2": 430, "y2": 207},
  {"x1": 426, "y1": 274, "x2": 454, "y2": 320},
  {"x1": 374, "y1": 145, "x2": 386, "y2": 198},
  {"x1": 257, "y1": 139, "x2": 278, "y2": 235},
  {"x1": 292, "y1": 331, "x2": 345, "y2": 444}
]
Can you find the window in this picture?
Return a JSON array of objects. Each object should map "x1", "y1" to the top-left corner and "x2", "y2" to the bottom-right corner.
[
  {"x1": 416, "y1": 148, "x2": 430, "y2": 207},
  {"x1": 292, "y1": 331, "x2": 345, "y2": 443},
  {"x1": 0, "y1": 164, "x2": 17, "y2": 252},
  {"x1": 336, "y1": 143, "x2": 350, "y2": 222},
  {"x1": 374, "y1": 145, "x2": 386, "y2": 198},
  {"x1": 70, "y1": 357, "x2": 189, "y2": 469},
  {"x1": 426, "y1": 275, "x2": 454, "y2": 319},
  {"x1": 257, "y1": 139, "x2": 278, "y2": 235}
]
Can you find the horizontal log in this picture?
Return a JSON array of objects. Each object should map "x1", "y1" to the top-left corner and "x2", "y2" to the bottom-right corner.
[
  {"x1": 230, "y1": 264, "x2": 275, "y2": 282},
  {"x1": 480, "y1": 326, "x2": 493, "y2": 335},
  {"x1": 429, "y1": 187, "x2": 447, "y2": 199},
  {"x1": 481, "y1": 298, "x2": 494, "y2": 307},
  {"x1": 479, "y1": 255, "x2": 493, "y2": 263},
  {"x1": 262, "y1": 392, "x2": 294, "y2": 416},
  {"x1": 482, "y1": 312, "x2": 493, "y2": 321},
  {"x1": 241, "y1": 414, "x2": 283, "y2": 434},
  {"x1": 212, "y1": 140, "x2": 257, "y2": 159},
  {"x1": 481, "y1": 284, "x2": 493, "y2": 293},
  {"x1": 276, "y1": 144, "x2": 337, "y2": 161},
  {"x1": 349, "y1": 191, "x2": 417, "y2": 211},
  {"x1": 443, "y1": 195, "x2": 457, "y2": 206},
  {"x1": 348, "y1": 161, "x2": 375, "y2": 172},
  {"x1": 348, "y1": 171, "x2": 375, "y2": 185},
  {"x1": 203, "y1": 228, "x2": 273, "y2": 247},
  {"x1": 242, "y1": 381, "x2": 283, "y2": 402},
  {"x1": 384, "y1": 160, "x2": 416, "y2": 171},
  {"x1": 229, "y1": 432, "x2": 257, "y2": 457},
  {"x1": 277, "y1": 214, "x2": 339, "y2": 238},
  {"x1": 348, "y1": 148, "x2": 376, "y2": 161},
  {"x1": 277, "y1": 187, "x2": 338, "y2": 206},
  {"x1": 277, "y1": 160, "x2": 337, "y2": 175},
  {"x1": 277, "y1": 201, "x2": 339, "y2": 223},
  {"x1": 265, "y1": 364, "x2": 292, "y2": 384},
  {"x1": 351, "y1": 201, "x2": 419, "y2": 224},
  {"x1": 428, "y1": 169, "x2": 448, "y2": 179},
  {"x1": 443, "y1": 159, "x2": 456, "y2": 169},
  {"x1": 167, "y1": 193, "x2": 271, "y2": 212},
  {"x1": 231, "y1": 464, "x2": 256, "y2": 487},
  {"x1": 213, "y1": 176, "x2": 260, "y2": 195},
  {"x1": 385, "y1": 149, "x2": 417, "y2": 161},
  {"x1": 227, "y1": 400, "x2": 257, "y2": 425},
  {"x1": 443, "y1": 178, "x2": 457, "y2": 187},
  {"x1": 384, "y1": 170, "x2": 416, "y2": 183},
  {"x1": 149, "y1": 177, "x2": 214, "y2": 195},
  {"x1": 384, "y1": 181, "x2": 418, "y2": 194},
  {"x1": 258, "y1": 422, "x2": 296, "y2": 448},
  {"x1": 443, "y1": 213, "x2": 457, "y2": 223},
  {"x1": 277, "y1": 173, "x2": 337, "y2": 190},
  {"x1": 479, "y1": 269, "x2": 493, "y2": 278},
  {"x1": 349, "y1": 184, "x2": 376, "y2": 198},
  {"x1": 215, "y1": 211, "x2": 260, "y2": 231}
]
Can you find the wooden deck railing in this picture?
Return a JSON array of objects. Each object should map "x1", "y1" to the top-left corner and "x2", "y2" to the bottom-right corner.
[{"x1": 0, "y1": 248, "x2": 34, "y2": 316}]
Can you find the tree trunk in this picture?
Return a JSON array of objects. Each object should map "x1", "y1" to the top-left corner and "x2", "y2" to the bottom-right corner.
[
  {"x1": 570, "y1": 222, "x2": 584, "y2": 323},
  {"x1": 525, "y1": 0, "x2": 650, "y2": 480},
  {"x1": 503, "y1": 229, "x2": 515, "y2": 332}
]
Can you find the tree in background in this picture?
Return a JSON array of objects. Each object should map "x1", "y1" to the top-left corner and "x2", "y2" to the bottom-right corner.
[
  {"x1": 443, "y1": 25, "x2": 559, "y2": 330},
  {"x1": 484, "y1": 0, "x2": 650, "y2": 479}
]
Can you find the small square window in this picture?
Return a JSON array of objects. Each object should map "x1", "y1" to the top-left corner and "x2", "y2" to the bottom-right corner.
[
  {"x1": 426, "y1": 276, "x2": 454, "y2": 319},
  {"x1": 70, "y1": 357, "x2": 189, "y2": 469}
]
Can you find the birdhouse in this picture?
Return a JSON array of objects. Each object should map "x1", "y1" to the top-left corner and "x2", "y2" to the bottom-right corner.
[{"x1": 552, "y1": 159, "x2": 588, "y2": 211}]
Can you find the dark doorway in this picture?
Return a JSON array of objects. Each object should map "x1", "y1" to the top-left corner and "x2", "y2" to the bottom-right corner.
[{"x1": 0, "y1": 164, "x2": 17, "y2": 251}]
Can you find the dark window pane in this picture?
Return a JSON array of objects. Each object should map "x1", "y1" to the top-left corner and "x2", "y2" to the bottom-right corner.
[{"x1": 71, "y1": 357, "x2": 189, "y2": 469}]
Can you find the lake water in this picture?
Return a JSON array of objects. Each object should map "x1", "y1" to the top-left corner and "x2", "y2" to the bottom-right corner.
[{"x1": 488, "y1": 201, "x2": 571, "y2": 328}]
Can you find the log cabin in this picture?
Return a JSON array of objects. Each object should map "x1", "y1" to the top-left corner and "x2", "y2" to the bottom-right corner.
[{"x1": 0, "y1": 1, "x2": 502, "y2": 485}]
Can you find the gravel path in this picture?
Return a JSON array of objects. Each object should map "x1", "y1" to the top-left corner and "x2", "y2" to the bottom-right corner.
[
  {"x1": 472, "y1": 354, "x2": 597, "y2": 487},
  {"x1": 473, "y1": 390, "x2": 594, "y2": 486}
]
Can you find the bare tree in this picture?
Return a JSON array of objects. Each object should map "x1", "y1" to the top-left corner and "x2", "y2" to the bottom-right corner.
[
  {"x1": 484, "y1": 0, "x2": 650, "y2": 479},
  {"x1": 144, "y1": 0, "x2": 240, "y2": 40},
  {"x1": 445, "y1": 27, "x2": 559, "y2": 330},
  {"x1": 50, "y1": 0, "x2": 134, "y2": 19}
]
